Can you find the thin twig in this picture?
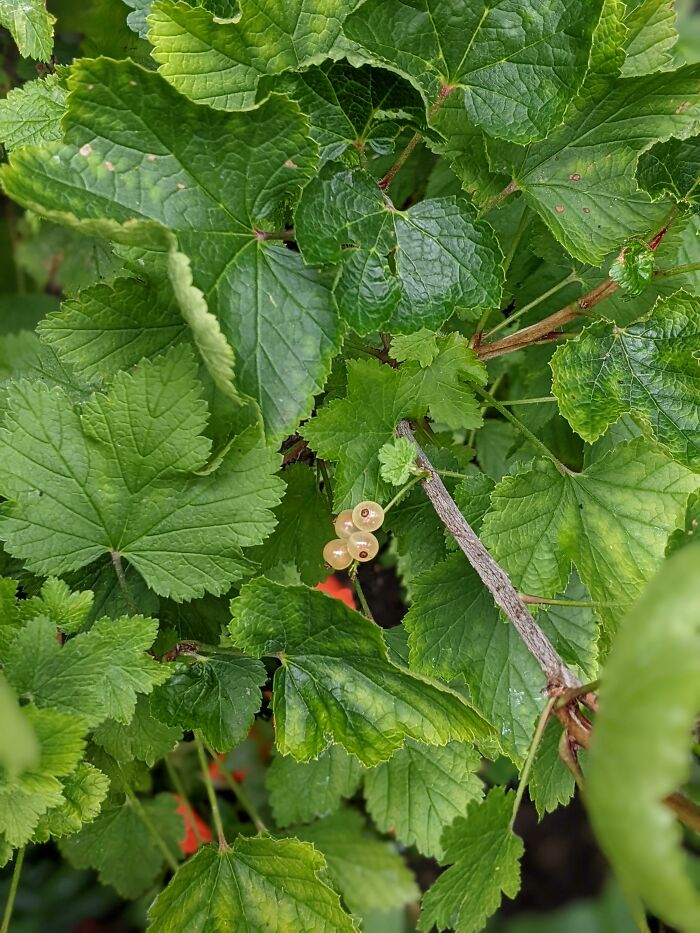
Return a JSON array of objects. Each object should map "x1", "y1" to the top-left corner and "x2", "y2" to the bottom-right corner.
[
  {"x1": 395, "y1": 421, "x2": 579, "y2": 690},
  {"x1": 110, "y1": 551, "x2": 137, "y2": 614},
  {"x1": 124, "y1": 783, "x2": 180, "y2": 872},
  {"x1": 201, "y1": 738, "x2": 267, "y2": 834},
  {"x1": 478, "y1": 178, "x2": 520, "y2": 217},
  {"x1": 350, "y1": 571, "x2": 374, "y2": 621},
  {"x1": 164, "y1": 755, "x2": 206, "y2": 846},
  {"x1": 511, "y1": 697, "x2": 556, "y2": 830},
  {"x1": 195, "y1": 735, "x2": 229, "y2": 849},
  {"x1": 483, "y1": 273, "x2": 579, "y2": 340},
  {"x1": 1, "y1": 846, "x2": 25, "y2": 933}
]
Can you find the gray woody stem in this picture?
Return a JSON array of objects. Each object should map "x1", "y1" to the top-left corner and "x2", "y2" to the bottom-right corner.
[{"x1": 395, "y1": 420, "x2": 580, "y2": 691}]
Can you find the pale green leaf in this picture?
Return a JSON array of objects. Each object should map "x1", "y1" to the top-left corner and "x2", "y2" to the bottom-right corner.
[
  {"x1": 147, "y1": 836, "x2": 358, "y2": 931},
  {"x1": 0, "y1": 674, "x2": 39, "y2": 776},
  {"x1": 150, "y1": 654, "x2": 266, "y2": 752},
  {"x1": 364, "y1": 739, "x2": 483, "y2": 858},
  {"x1": 60, "y1": 793, "x2": 184, "y2": 899},
  {"x1": 481, "y1": 438, "x2": 699, "y2": 649},
  {"x1": 229, "y1": 577, "x2": 494, "y2": 766},
  {"x1": 528, "y1": 719, "x2": 574, "y2": 818},
  {"x1": 148, "y1": 0, "x2": 358, "y2": 110},
  {"x1": 608, "y1": 241, "x2": 655, "y2": 295},
  {"x1": 6, "y1": 614, "x2": 168, "y2": 727},
  {"x1": 404, "y1": 552, "x2": 546, "y2": 759},
  {"x1": 587, "y1": 547, "x2": 700, "y2": 931},
  {"x1": 488, "y1": 65, "x2": 700, "y2": 264},
  {"x1": 19, "y1": 576, "x2": 94, "y2": 635},
  {"x1": 379, "y1": 437, "x2": 417, "y2": 486},
  {"x1": 0, "y1": 74, "x2": 67, "y2": 150},
  {"x1": 33, "y1": 761, "x2": 110, "y2": 841},
  {"x1": 92, "y1": 695, "x2": 182, "y2": 765},
  {"x1": 390, "y1": 328, "x2": 439, "y2": 367},
  {"x1": 551, "y1": 292, "x2": 700, "y2": 470},
  {"x1": 0, "y1": 346, "x2": 283, "y2": 600},
  {"x1": 0, "y1": 0, "x2": 55, "y2": 60},
  {"x1": 621, "y1": 0, "x2": 677, "y2": 77},
  {"x1": 1, "y1": 58, "x2": 341, "y2": 440},
  {"x1": 344, "y1": 0, "x2": 603, "y2": 145},
  {"x1": 291, "y1": 809, "x2": 419, "y2": 916},
  {"x1": 268, "y1": 745, "x2": 364, "y2": 827},
  {"x1": 419, "y1": 787, "x2": 523, "y2": 933}
]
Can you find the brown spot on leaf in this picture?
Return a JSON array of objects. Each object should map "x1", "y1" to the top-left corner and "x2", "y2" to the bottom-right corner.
[
  {"x1": 582, "y1": 207, "x2": 590, "y2": 214},
  {"x1": 555, "y1": 205, "x2": 565, "y2": 213},
  {"x1": 569, "y1": 173, "x2": 581, "y2": 182},
  {"x1": 104, "y1": 160, "x2": 114, "y2": 172},
  {"x1": 176, "y1": 182, "x2": 186, "y2": 189},
  {"x1": 675, "y1": 101, "x2": 691, "y2": 114},
  {"x1": 79, "y1": 144, "x2": 92, "y2": 157},
  {"x1": 284, "y1": 159, "x2": 298, "y2": 169}
]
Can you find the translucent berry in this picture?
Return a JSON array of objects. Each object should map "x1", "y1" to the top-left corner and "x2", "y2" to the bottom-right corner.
[
  {"x1": 352, "y1": 500, "x2": 384, "y2": 532},
  {"x1": 347, "y1": 531, "x2": 379, "y2": 562},
  {"x1": 323, "y1": 538, "x2": 352, "y2": 570},
  {"x1": 334, "y1": 509, "x2": 357, "y2": 539}
]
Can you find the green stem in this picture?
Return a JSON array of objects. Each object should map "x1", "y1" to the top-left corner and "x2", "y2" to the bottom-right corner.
[
  {"x1": 1, "y1": 847, "x2": 25, "y2": 933},
  {"x1": 195, "y1": 735, "x2": 229, "y2": 849},
  {"x1": 498, "y1": 396, "x2": 557, "y2": 406},
  {"x1": 510, "y1": 697, "x2": 556, "y2": 831},
  {"x1": 317, "y1": 460, "x2": 334, "y2": 511},
  {"x1": 110, "y1": 551, "x2": 137, "y2": 614},
  {"x1": 502, "y1": 204, "x2": 531, "y2": 274},
  {"x1": 383, "y1": 473, "x2": 426, "y2": 513},
  {"x1": 201, "y1": 739, "x2": 267, "y2": 834},
  {"x1": 124, "y1": 784, "x2": 180, "y2": 872},
  {"x1": 521, "y1": 594, "x2": 624, "y2": 608},
  {"x1": 351, "y1": 572, "x2": 374, "y2": 621},
  {"x1": 380, "y1": 84, "x2": 454, "y2": 192},
  {"x1": 164, "y1": 756, "x2": 205, "y2": 846},
  {"x1": 484, "y1": 273, "x2": 579, "y2": 340},
  {"x1": 474, "y1": 386, "x2": 568, "y2": 472},
  {"x1": 432, "y1": 468, "x2": 473, "y2": 480},
  {"x1": 655, "y1": 261, "x2": 700, "y2": 278}
]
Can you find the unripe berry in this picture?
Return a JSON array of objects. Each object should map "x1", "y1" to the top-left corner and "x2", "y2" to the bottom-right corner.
[
  {"x1": 352, "y1": 500, "x2": 384, "y2": 532},
  {"x1": 323, "y1": 538, "x2": 352, "y2": 570},
  {"x1": 347, "y1": 530, "x2": 379, "y2": 562},
  {"x1": 334, "y1": 509, "x2": 357, "y2": 539}
]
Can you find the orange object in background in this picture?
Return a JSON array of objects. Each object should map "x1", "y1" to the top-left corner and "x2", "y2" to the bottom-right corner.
[
  {"x1": 208, "y1": 754, "x2": 247, "y2": 784},
  {"x1": 173, "y1": 794, "x2": 212, "y2": 854},
  {"x1": 315, "y1": 574, "x2": 356, "y2": 608}
]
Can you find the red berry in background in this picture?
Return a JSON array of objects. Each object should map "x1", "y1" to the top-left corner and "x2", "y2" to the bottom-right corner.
[
  {"x1": 172, "y1": 794, "x2": 212, "y2": 855},
  {"x1": 315, "y1": 574, "x2": 356, "y2": 609}
]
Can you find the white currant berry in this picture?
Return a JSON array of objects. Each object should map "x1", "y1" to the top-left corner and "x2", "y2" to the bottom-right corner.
[
  {"x1": 352, "y1": 500, "x2": 384, "y2": 532},
  {"x1": 347, "y1": 530, "x2": 379, "y2": 562},
  {"x1": 323, "y1": 538, "x2": 352, "y2": 570},
  {"x1": 334, "y1": 509, "x2": 357, "y2": 539}
]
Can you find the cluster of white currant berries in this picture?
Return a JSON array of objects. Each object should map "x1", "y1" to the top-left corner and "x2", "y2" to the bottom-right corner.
[{"x1": 323, "y1": 500, "x2": 385, "y2": 570}]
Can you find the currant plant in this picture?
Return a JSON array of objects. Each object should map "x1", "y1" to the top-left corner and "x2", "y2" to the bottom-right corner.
[{"x1": 0, "y1": 1, "x2": 699, "y2": 931}]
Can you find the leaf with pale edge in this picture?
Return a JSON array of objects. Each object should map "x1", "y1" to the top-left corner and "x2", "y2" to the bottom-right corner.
[
  {"x1": 151, "y1": 654, "x2": 266, "y2": 752},
  {"x1": 229, "y1": 578, "x2": 493, "y2": 766},
  {"x1": 0, "y1": 346, "x2": 283, "y2": 600},
  {"x1": 33, "y1": 762, "x2": 110, "y2": 841},
  {"x1": 148, "y1": 0, "x2": 358, "y2": 110},
  {"x1": 666, "y1": 489, "x2": 700, "y2": 555},
  {"x1": 551, "y1": 292, "x2": 700, "y2": 470},
  {"x1": 379, "y1": 437, "x2": 417, "y2": 486},
  {"x1": 60, "y1": 793, "x2": 184, "y2": 899},
  {"x1": 268, "y1": 745, "x2": 364, "y2": 827},
  {"x1": 481, "y1": 438, "x2": 698, "y2": 650},
  {"x1": 291, "y1": 809, "x2": 419, "y2": 916},
  {"x1": 364, "y1": 739, "x2": 483, "y2": 858},
  {"x1": 587, "y1": 547, "x2": 700, "y2": 931},
  {"x1": 343, "y1": 0, "x2": 603, "y2": 145},
  {"x1": 93, "y1": 695, "x2": 182, "y2": 766},
  {"x1": 147, "y1": 837, "x2": 358, "y2": 931},
  {"x1": 637, "y1": 135, "x2": 700, "y2": 205},
  {"x1": 609, "y1": 241, "x2": 655, "y2": 295},
  {"x1": 419, "y1": 787, "x2": 523, "y2": 933},
  {"x1": 621, "y1": 0, "x2": 677, "y2": 77},
  {"x1": 19, "y1": 577, "x2": 93, "y2": 635},
  {"x1": 528, "y1": 720, "x2": 574, "y2": 818},
  {"x1": 0, "y1": 74, "x2": 67, "y2": 150},
  {"x1": 1, "y1": 58, "x2": 341, "y2": 440},
  {"x1": 0, "y1": 0, "x2": 55, "y2": 61}
]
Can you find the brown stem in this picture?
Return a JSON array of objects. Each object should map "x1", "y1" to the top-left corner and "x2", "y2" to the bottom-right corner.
[
  {"x1": 479, "y1": 178, "x2": 521, "y2": 216},
  {"x1": 665, "y1": 792, "x2": 700, "y2": 834},
  {"x1": 395, "y1": 420, "x2": 579, "y2": 690}
]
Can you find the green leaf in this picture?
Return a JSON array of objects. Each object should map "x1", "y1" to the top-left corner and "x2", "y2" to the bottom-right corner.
[
  {"x1": 92, "y1": 695, "x2": 182, "y2": 766},
  {"x1": 551, "y1": 292, "x2": 700, "y2": 470},
  {"x1": 481, "y1": 438, "x2": 699, "y2": 649},
  {"x1": 451, "y1": 473, "x2": 495, "y2": 537},
  {"x1": 148, "y1": 0, "x2": 358, "y2": 110},
  {"x1": 150, "y1": 654, "x2": 266, "y2": 752},
  {"x1": 527, "y1": 719, "x2": 574, "y2": 818},
  {"x1": 587, "y1": 547, "x2": 700, "y2": 931},
  {"x1": 637, "y1": 135, "x2": 700, "y2": 205},
  {"x1": 364, "y1": 739, "x2": 483, "y2": 858},
  {"x1": 488, "y1": 65, "x2": 700, "y2": 264},
  {"x1": 268, "y1": 745, "x2": 364, "y2": 827},
  {"x1": 60, "y1": 792, "x2": 184, "y2": 899},
  {"x1": 343, "y1": 0, "x2": 603, "y2": 145},
  {"x1": 291, "y1": 809, "x2": 419, "y2": 916},
  {"x1": 379, "y1": 437, "x2": 417, "y2": 486},
  {"x1": 147, "y1": 836, "x2": 358, "y2": 931},
  {"x1": 38, "y1": 275, "x2": 187, "y2": 382},
  {"x1": 0, "y1": 346, "x2": 283, "y2": 599},
  {"x1": 0, "y1": 674, "x2": 40, "y2": 776},
  {"x1": 0, "y1": 0, "x2": 55, "y2": 61},
  {"x1": 609, "y1": 241, "x2": 655, "y2": 295},
  {"x1": 252, "y1": 464, "x2": 333, "y2": 586},
  {"x1": 419, "y1": 787, "x2": 523, "y2": 933},
  {"x1": 666, "y1": 488, "x2": 700, "y2": 555},
  {"x1": 33, "y1": 761, "x2": 110, "y2": 841},
  {"x1": 229, "y1": 577, "x2": 493, "y2": 766},
  {"x1": 0, "y1": 705, "x2": 87, "y2": 847},
  {"x1": 6, "y1": 614, "x2": 169, "y2": 727},
  {"x1": 621, "y1": 0, "x2": 677, "y2": 77},
  {"x1": 390, "y1": 328, "x2": 439, "y2": 368},
  {"x1": 19, "y1": 577, "x2": 94, "y2": 635},
  {"x1": 0, "y1": 74, "x2": 67, "y2": 150},
  {"x1": 1, "y1": 58, "x2": 341, "y2": 440},
  {"x1": 404, "y1": 552, "x2": 546, "y2": 759}
]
